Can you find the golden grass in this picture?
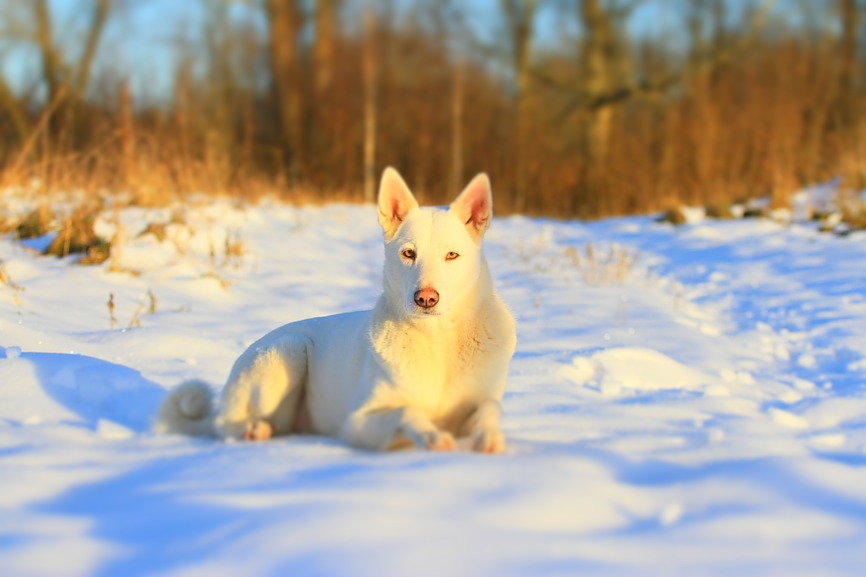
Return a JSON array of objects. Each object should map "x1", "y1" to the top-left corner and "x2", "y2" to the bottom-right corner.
[
  {"x1": 0, "y1": 260, "x2": 23, "y2": 292},
  {"x1": 566, "y1": 243, "x2": 639, "y2": 286},
  {"x1": 15, "y1": 205, "x2": 53, "y2": 239},
  {"x1": 44, "y1": 203, "x2": 110, "y2": 262}
]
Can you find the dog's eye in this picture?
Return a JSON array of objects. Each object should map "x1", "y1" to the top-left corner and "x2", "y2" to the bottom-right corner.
[
  {"x1": 401, "y1": 248, "x2": 416, "y2": 260},
  {"x1": 445, "y1": 251, "x2": 460, "y2": 261}
]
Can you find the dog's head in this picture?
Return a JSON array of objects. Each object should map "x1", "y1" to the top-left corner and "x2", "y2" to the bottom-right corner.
[{"x1": 377, "y1": 167, "x2": 492, "y2": 319}]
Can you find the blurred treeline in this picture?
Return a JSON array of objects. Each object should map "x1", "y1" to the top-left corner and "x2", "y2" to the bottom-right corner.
[{"x1": 0, "y1": 0, "x2": 863, "y2": 217}]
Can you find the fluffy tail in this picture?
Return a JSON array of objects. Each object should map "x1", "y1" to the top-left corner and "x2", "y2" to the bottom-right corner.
[{"x1": 154, "y1": 380, "x2": 216, "y2": 437}]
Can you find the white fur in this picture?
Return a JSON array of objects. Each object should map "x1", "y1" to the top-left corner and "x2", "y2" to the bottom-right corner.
[{"x1": 155, "y1": 168, "x2": 516, "y2": 452}]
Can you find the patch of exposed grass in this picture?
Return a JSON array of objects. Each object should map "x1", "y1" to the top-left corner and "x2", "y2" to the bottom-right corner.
[
  {"x1": 44, "y1": 203, "x2": 111, "y2": 264},
  {"x1": 705, "y1": 203, "x2": 736, "y2": 219},
  {"x1": 138, "y1": 222, "x2": 168, "y2": 242},
  {"x1": 565, "y1": 243, "x2": 640, "y2": 286},
  {"x1": 0, "y1": 260, "x2": 23, "y2": 292},
  {"x1": 16, "y1": 205, "x2": 53, "y2": 239},
  {"x1": 658, "y1": 206, "x2": 688, "y2": 226},
  {"x1": 840, "y1": 205, "x2": 866, "y2": 232}
]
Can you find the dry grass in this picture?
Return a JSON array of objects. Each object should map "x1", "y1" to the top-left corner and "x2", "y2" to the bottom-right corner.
[
  {"x1": 705, "y1": 203, "x2": 736, "y2": 219},
  {"x1": 106, "y1": 288, "x2": 160, "y2": 330},
  {"x1": 107, "y1": 293, "x2": 117, "y2": 329},
  {"x1": 147, "y1": 289, "x2": 158, "y2": 314},
  {"x1": 841, "y1": 205, "x2": 866, "y2": 232},
  {"x1": 835, "y1": 187, "x2": 866, "y2": 232},
  {"x1": 2, "y1": 13, "x2": 863, "y2": 220},
  {"x1": 0, "y1": 260, "x2": 24, "y2": 292},
  {"x1": 222, "y1": 229, "x2": 246, "y2": 267},
  {"x1": 16, "y1": 205, "x2": 53, "y2": 239},
  {"x1": 658, "y1": 206, "x2": 688, "y2": 226},
  {"x1": 0, "y1": 259, "x2": 25, "y2": 309},
  {"x1": 44, "y1": 203, "x2": 111, "y2": 263},
  {"x1": 0, "y1": 203, "x2": 19, "y2": 234},
  {"x1": 565, "y1": 243, "x2": 639, "y2": 286},
  {"x1": 138, "y1": 222, "x2": 168, "y2": 242}
]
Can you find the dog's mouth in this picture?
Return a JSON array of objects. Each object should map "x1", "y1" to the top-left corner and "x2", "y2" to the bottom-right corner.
[{"x1": 409, "y1": 306, "x2": 442, "y2": 317}]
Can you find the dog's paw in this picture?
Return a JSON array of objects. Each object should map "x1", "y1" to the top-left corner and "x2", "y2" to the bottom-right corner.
[
  {"x1": 472, "y1": 429, "x2": 506, "y2": 454},
  {"x1": 243, "y1": 420, "x2": 274, "y2": 441},
  {"x1": 422, "y1": 430, "x2": 456, "y2": 451}
]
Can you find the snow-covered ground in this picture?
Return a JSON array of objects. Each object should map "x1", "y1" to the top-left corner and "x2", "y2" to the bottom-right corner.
[{"x1": 1, "y1": 198, "x2": 865, "y2": 576}]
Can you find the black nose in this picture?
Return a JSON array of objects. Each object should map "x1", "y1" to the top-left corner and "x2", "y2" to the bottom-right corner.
[{"x1": 414, "y1": 288, "x2": 439, "y2": 309}]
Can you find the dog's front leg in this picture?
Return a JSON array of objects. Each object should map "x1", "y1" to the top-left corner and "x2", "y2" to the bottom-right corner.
[
  {"x1": 462, "y1": 399, "x2": 507, "y2": 454},
  {"x1": 342, "y1": 406, "x2": 455, "y2": 452}
]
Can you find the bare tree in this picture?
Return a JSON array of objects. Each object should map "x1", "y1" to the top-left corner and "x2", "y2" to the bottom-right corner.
[
  {"x1": 267, "y1": 0, "x2": 305, "y2": 184},
  {"x1": 13, "y1": 0, "x2": 111, "y2": 151},
  {"x1": 74, "y1": 0, "x2": 110, "y2": 98},
  {"x1": 501, "y1": 0, "x2": 538, "y2": 212},
  {"x1": 363, "y1": 2, "x2": 378, "y2": 203},
  {"x1": 450, "y1": 60, "x2": 466, "y2": 196},
  {"x1": 309, "y1": 0, "x2": 340, "y2": 186},
  {"x1": 33, "y1": 0, "x2": 64, "y2": 108},
  {"x1": 0, "y1": 4, "x2": 34, "y2": 146},
  {"x1": 0, "y1": 75, "x2": 29, "y2": 145},
  {"x1": 578, "y1": 0, "x2": 633, "y2": 162},
  {"x1": 314, "y1": 0, "x2": 337, "y2": 96},
  {"x1": 1, "y1": 0, "x2": 864, "y2": 221},
  {"x1": 836, "y1": 0, "x2": 860, "y2": 125},
  {"x1": 443, "y1": 1, "x2": 468, "y2": 196}
]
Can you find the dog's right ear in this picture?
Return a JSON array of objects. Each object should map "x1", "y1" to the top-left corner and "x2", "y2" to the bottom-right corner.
[{"x1": 377, "y1": 167, "x2": 419, "y2": 240}]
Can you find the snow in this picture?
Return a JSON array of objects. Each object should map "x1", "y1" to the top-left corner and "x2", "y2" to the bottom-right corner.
[{"x1": 2, "y1": 198, "x2": 866, "y2": 576}]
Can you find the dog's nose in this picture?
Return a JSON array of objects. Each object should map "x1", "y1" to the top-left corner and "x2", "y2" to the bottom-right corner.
[{"x1": 414, "y1": 288, "x2": 439, "y2": 309}]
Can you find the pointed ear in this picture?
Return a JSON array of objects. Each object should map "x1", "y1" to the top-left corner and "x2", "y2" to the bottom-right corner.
[
  {"x1": 377, "y1": 167, "x2": 419, "y2": 239},
  {"x1": 449, "y1": 173, "x2": 493, "y2": 239}
]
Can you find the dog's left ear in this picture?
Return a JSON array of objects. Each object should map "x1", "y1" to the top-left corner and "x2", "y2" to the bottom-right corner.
[{"x1": 450, "y1": 173, "x2": 493, "y2": 240}]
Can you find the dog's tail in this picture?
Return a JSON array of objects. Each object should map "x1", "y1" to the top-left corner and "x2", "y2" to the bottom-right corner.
[{"x1": 154, "y1": 380, "x2": 216, "y2": 437}]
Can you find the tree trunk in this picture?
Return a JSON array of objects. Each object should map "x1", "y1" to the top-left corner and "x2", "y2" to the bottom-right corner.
[
  {"x1": 34, "y1": 0, "x2": 111, "y2": 147},
  {"x1": 837, "y1": 0, "x2": 859, "y2": 125},
  {"x1": 314, "y1": 0, "x2": 336, "y2": 96},
  {"x1": 363, "y1": 2, "x2": 378, "y2": 203},
  {"x1": 0, "y1": 77, "x2": 30, "y2": 145},
  {"x1": 450, "y1": 60, "x2": 465, "y2": 196},
  {"x1": 311, "y1": 0, "x2": 338, "y2": 186},
  {"x1": 501, "y1": 0, "x2": 537, "y2": 213},
  {"x1": 34, "y1": 0, "x2": 66, "y2": 139},
  {"x1": 267, "y1": 0, "x2": 305, "y2": 185},
  {"x1": 580, "y1": 0, "x2": 618, "y2": 163},
  {"x1": 74, "y1": 0, "x2": 111, "y2": 98}
]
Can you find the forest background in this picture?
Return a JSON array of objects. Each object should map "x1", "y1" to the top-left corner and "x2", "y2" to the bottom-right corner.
[{"x1": 0, "y1": 0, "x2": 862, "y2": 218}]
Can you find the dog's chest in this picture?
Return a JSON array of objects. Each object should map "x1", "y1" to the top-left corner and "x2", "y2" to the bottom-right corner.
[{"x1": 374, "y1": 318, "x2": 495, "y2": 408}]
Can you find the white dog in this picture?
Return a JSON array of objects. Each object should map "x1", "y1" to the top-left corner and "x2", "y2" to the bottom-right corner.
[{"x1": 156, "y1": 168, "x2": 516, "y2": 452}]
